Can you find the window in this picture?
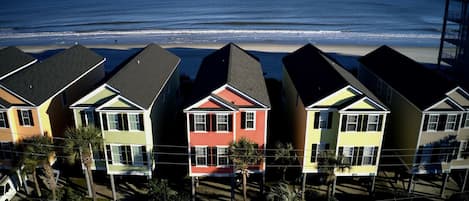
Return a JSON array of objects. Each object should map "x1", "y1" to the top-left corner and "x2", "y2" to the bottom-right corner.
[
  {"x1": 319, "y1": 112, "x2": 328, "y2": 129},
  {"x1": 110, "y1": 145, "x2": 131, "y2": 165},
  {"x1": 128, "y1": 114, "x2": 141, "y2": 131},
  {"x1": 362, "y1": 147, "x2": 374, "y2": 165},
  {"x1": 84, "y1": 111, "x2": 95, "y2": 126},
  {"x1": 445, "y1": 114, "x2": 457, "y2": 131},
  {"x1": 245, "y1": 112, "x2": 255, "y2": 129},
  {"x1": 342, "y1": 147, "x2": 354, "y2": 165},
  {"x1": 459, "y1": 141, "x2": 468, "y2": 159},
  {"x1": 20, "y1": 110, "x2": 32, "y2": 126},
  {"x1": 108, "y1": 114, "x2": 119, "y2": 130},
  {"x1": 194, "y1": 114, "x2": 206, "y2": 131},
  {"x1": 0, "y1": 142, "x2": 13, "y2": 160},
  {"x1": 216, "y1": 114, "x2": 229, "y2": 131},
  {"x1": 465, "y1": 113, "x2": 469, "y2": 128},
  {"x1": 427, "y1": 114, "x2": 439, "y2": 131},
  {"x1": 217, "y1": 147, "x2": 229, "y2": 166},
  {"x1": 0, "y1": 112, "x2": 7, "y2": 128},
  {"x1": 132, "y1": 146, "x2": 144, "y2": 166},
  {"x1": 367, "y1": 115, "x2": 379, "y2": 131},
  {"x1": 346, "y1": 115, "x2": 358, "y2": 131},
  {"x1": 195, "y1": 147, "x2": 207, "y2": 166}
]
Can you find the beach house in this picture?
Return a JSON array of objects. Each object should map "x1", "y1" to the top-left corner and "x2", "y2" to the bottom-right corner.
[
  {"x1": 282, "y1": 44, "x2": 389, "y2": 194},
  {"x1": 184, "y1": 43, "x2": 270, "y2": 179},
  {"x1": 0, "y1": 45, "x2": 105, "y2": 146},
  {"x1": 359, "y1": 45, "x2": 469, "y2": 192},
  {"x1": 0, "y1": 46, "x2": 37, "y2": 167},
  {"x1": 70, "y1": 44, "x2": 180, "y2": 180}
]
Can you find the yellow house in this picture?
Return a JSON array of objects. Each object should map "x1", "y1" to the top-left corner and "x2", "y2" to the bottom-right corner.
[
  {"x1": 282, "y1": 44, "x2": 389, "y2": 186},
  {"x1": 0, "y1": 45, "x2": 105, "y2": 149}
]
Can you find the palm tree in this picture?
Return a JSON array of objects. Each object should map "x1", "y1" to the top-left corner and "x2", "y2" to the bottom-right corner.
[
  {"x1": 274, "y1": 142, "x2": 297, "y2": 181},
  {"x1": 229, "y1": 137, "x2": 262, "y2": 201},
  {"x1": 64, "y1": 126, "x2": 102, "y2": 201},
  {"x1": 20, "y1": 135, "x2": 57, "y2": 199},
  {"x1": 317, "y1": 150, "x2": 350, "y2": 199},
  {"x1": 265, "y1": 181, "x2": 300, "y2": 201}
]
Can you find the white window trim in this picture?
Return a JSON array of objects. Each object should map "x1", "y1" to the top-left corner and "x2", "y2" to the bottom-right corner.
[
  {"x1": 315, "y1": 143, "x2": 329, "y2": 162},
  {"x1": 367, "y1": 114, "x2": 379, "y2": 131},
  {"x1": 131, "y1": 145, "x2": 145, "y2": 166},
  {"x1": 83, "y1": 110, "x2": 95, "y2": 127},
  {"x1": 110, "y1": 145, "x2": 124, "y2": 165},
  {"x1": 195, "y1": 146, "x2": 208, "y2": 167},
  {"x1": 318, "y1": 112, "x2": 328, "y2": 130},
  {"x1": 128, "y1": 113, "x2": 142, "y2": 132},
  {"x1": 427, "y1": 114, "x2": 439, "y2": 132},
  {"x1": 465, "y1": 113, "x2": 469, "y2": 128},
  {"x1": 245, "y1": 111, "x2": 256, "y2": 130},
  {"x1": 20, "y1": 110, "x2": 32, "y2": 127},
  {"x1": 110, "y1": 144, "x2": 141, "y2": 166},
  {"x1": 362, "y1": 146, "x2": 374, "y2": 166},
  {"x1": 216, "y1": 113, "x2": 229, "y2": 132},
  {"x1": 0, "y1": 112, "x2": 7, "y2": 129},
  {"x1": 194, "y1": 114, "x2": 207, "y2": 132},
  {"x1": 445, "y1": 114, "x2": 457, "y2": 131},
  {"x1": 216, "y1": 146, "x2": 229, "y2": 167},
  {"x1": 342, "y1": 146, "x2": 354, "y2": 164},
  {"x1": 107, "y1": 113, "x2": 120, "y2": 131},
  {"x1": 346, "y1": 114, "x2": 358, "y2": 132},
  {"x1": 459, "y1": 140, "x2": 468, "y2": 159}
]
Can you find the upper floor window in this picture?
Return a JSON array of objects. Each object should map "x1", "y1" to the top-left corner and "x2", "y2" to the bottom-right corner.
[
  {"x1": 128, "y1": 114, "x2": 142, "y2": 131},
  {"x1": 18, "y1": 110, "x2": 34, "y2": 126},
  {"x1": 346, "y1": 115, "x2": 358, "y2": 131},
  {"x1": 427, "y1": 114, "x2": 439, "y2": 131},
  {"x1": 245, "y1": 112, "x2": 255, "y2": 129},
  {"x1": 217, "y1": 147, "x2": 229, "y2": 166},
  {"x1": 216, "y1": 114, "x2": 229, "y2": 131},
  {"x1": 195, "y1": 146, "x2": 207, "y2": 166},
  {"x1": 194, "y1": 114, "x2": 206, "y2": 132},
  {"x1": 464, "y1": 113, "x2": 469, "y2": 128},
  {"x1": 445, "y1": 114, "x2": 457, "y2": 131},
  {"x1": 0, "y1": 112, "x2": 8, "y2": 128},
  {"x1": 80, "y1": 110, "x2": 96, "y2": 127},
  {"x1": 362, "y1": 147, "x2": 375, "y2": 165},
  {"x1": 367, "y1": 115, "x2": 379, "y2": 131},
  {"x1": 108, "y1": 113, "x2": 120, "y2": 130}
]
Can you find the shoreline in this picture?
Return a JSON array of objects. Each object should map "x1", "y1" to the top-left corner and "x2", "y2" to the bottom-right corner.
[{"x1": 9, "y1": 42, "x2": 440, "y2": 65}]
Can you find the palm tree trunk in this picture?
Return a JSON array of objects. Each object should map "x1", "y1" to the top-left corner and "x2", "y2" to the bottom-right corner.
[
  {"x1": 32, "y1": 169, "x2": 41, "y2": 197},
  {"x1": 282, "y1": 167, "x2": 287, "y2": 181},
  {"x1": 43, "y1": 163, "x2": 57, "y2": 200},
  {"x1": 83, "y1": 153, "x2": 97, "y2": 201},
  {"x1": 242, "y1": 170, "x2": 247, "y2": 201}
]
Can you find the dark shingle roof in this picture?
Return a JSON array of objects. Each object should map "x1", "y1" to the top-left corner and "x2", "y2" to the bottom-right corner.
[
  {"x1": 107, "y1": 43, "x2": 180, "y2": 109},
  {"x1": 359, "y1": 45, "x2": 457, "y2": 110},
  {"x1": 283, "y1": 44, "x2": 385, "y2": 108},
  {"x1": 0, "y1": 46, "x2": 36, "y2": 80},
  {"x1": 0, "y1": 45, "x2": 104, "y2": 106},
  {"x1": 191, "y1": 43, "x2": 270, "y2": 107}
]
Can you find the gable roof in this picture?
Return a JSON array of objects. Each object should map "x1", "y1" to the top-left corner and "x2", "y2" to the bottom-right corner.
[
  {"x1": 191, "y1": 43, "x2": 270, "y2": 108},
  {"x1": 106, "y1": 43, "x2": 180, "y2": 109},
  {"x1": 359, "y1": 45, "x2": 458, "y2": 111},
  {"x1": 0, "y1": 46, "x2": 37, "y2": 80},
  {"x1": 0, "y1": 45, "x2": 105, "y2": 106},
  {"x1": 283, "y1": 44, "x2": 385, "y2": 108}
]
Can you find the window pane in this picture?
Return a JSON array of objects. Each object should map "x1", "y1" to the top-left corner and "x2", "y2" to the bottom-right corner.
[
  {"x1": 363, "y1": 147, "x2": 374, "y2": 165},
  {"x1": 446, "y1": 115, "x2": 457, "y2": 130},
  {"x1": 343, "y1": 147, "x2": 353, "y2": 164},
  {"x1": 367, "y1": 115, "x2": 379, "y2": 131},
  {"x1": 246, "y1": 112, "x2": 255, "y2": 129},
  {"x1": 194, "y1": 114, "x2": 206, "y2": 131},
  {"x1": 0, "y1": 113, "x2": 5, "y2": 128},
  {"x1": 111, "y1": 146, "x2": 121, "y2": 164},
  {"x1": 108, "y1": 114, "x2": 119, "y2": 130},
  {"x1": 319, "y1": 112, "x2": 328, "y2": 129},
  {"x1": 196, "y1": 147, "x2": 207, "y2": 166},
  {"x1": 22, "y1": 110, "x2": 31, "y2": 126},
  {"x1": 217, "y1": 147, "x2": 229, "y2": 166},
  {"x1": 132, "y1": 146, "x2": 143, "y2": 166},
  {"x1": 427, "y1": 115, "x2": 439, "y2": 131},
  {"x1": 346, "y1": 115, "x2": 358, "y2": 131},
  {"x1": 129, "y1": 114, "x2": 140, "y2": 130},
  {"x1": 217, "y1": 114, "x2": 228, "y2": 131}
]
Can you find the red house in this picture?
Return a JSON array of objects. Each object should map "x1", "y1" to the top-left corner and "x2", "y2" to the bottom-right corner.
[{"x1": 184, "y1": 43, "x2": 270, "y2": 177}]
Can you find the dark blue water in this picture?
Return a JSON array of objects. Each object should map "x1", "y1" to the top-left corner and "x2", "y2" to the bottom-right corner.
[{"x1": 0, "y1": 0, "x2": 445, "y2": 46}]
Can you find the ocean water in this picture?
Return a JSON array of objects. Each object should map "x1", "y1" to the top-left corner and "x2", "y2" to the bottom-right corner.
[{"x1": 0, "y1": 0, "x2": 445, "y2": 46}]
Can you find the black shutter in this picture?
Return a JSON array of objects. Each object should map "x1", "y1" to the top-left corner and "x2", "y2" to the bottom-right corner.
[
  {"x1": 362, "y1": 115, "x2": 369, "y2": 131},
  {"x1": 122, "y1": 114, "x2": 129, "y2": 131},
  {"x1": 106, "y1": 145, "x2": 112, "y2": 164},
  {"x1": 353, "y1": 147, "x2": 359, "y2": 165},
  {"x1": 206, "y1": 147, "x2": 212, "y2": 166},
  {"x1": 190, "y1": 147, "x2": 196, "y2": 166},
  {"x1": 142, "y1": 146, "x2": 148, "y2": 165},
  {"x1": 117, "y1": 114, "x2": 123, "y2": 130},
  {"x1": 139, "y1": 114, "x2": 144, "y2": 131},
  {"x1": 378, "y1": 115, "x2": 384, "y2": 131},
  {"x1": 357, "y1": 115, "x2": 363, "y2": 131},
  {"x1": 431, "y1": 146, "x2": 440, "y2": 163},
  {"x1": 311, "y1": 144, "x2": 317, "y2": 162},
  {"x1": 462, "y1": 113, "x2": 467, "y2": 128},
  {"x1": 125, "y1": 146, "x2": 132, "y2": 165},
  {"x1": 241, "y1": 112, "x2": 246, "y2": 129},
  {"x1": 438, "y1": 114, "x2": 447, "y2": 131},
  {"x1": 189, "y1": 114, "x2": 194, "y2": 131},
  {"x1": 341, "y1": 115, "x2": 347, "y2": 131},
  {"x1": 209, "y1": 147, "x2": 216, "y2": 166},
  {"x1": 314, "y1": 112, "x2": 320, "y2": 129},
  {"x1": 80, "y1": 111, "x2": 87, "y2": 127},
  {"x1": 456, "y1": 114, "x2": 461, "y2": 129},
  {"x1": 206, "y1": 114, "x2": 211, "y2": 131},
  {"x1": 102, "y1": 113, "x2": 108, "y2": 130},
  {"x1": 228, "y1": 114, "x2": 233, "y2": 131},
  {"x1": 211, "y1": 114, "x2": 217, "y2": 131},
  {"x1": 338, "y1": 147, "x2": 344, "y2": 163},
  {"x1": 17, "y1": 110, "x2": 23, "y2": 126},
  {"x1": 3, "y1": 112, "x2": 8, "y2": 128},
  {"x1": 357, "y1": 147, "x2": 364, "y2": 165},
  {"x1": 372, "y1": 146, "x2": 379, "y2": 165},
  {"x1": 327, "y1": 112, "x2": 333, "y2": 129},
  {"x1": 422, "y1": 114, "x2": 429, "y2": 131},
  {"x1": 94, "y1": 112, "x2": 101, "y2": 129},
  {"x1": 415, "y1": 146, "x2": 424, "y2": 163},
  {"x1": 28, "y1": 110, "x2": 34, "y2": 126}
]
